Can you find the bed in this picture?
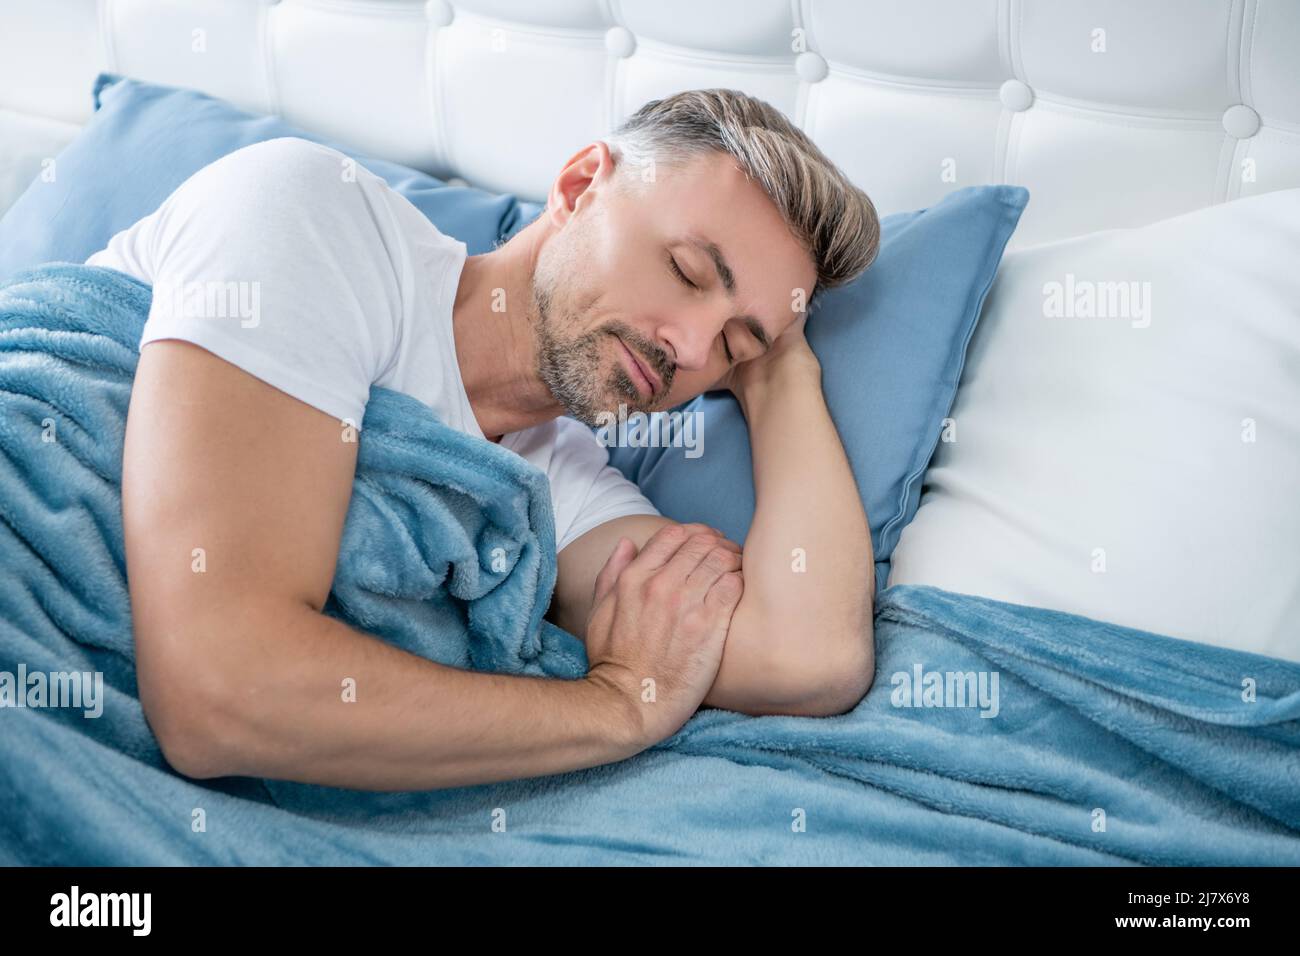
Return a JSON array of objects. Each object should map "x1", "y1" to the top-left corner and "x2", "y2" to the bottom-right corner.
[{"x1": 1, "y1": 0, "x2": 1298, "y2": 866}]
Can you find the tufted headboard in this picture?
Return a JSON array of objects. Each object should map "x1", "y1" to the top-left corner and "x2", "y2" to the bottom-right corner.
[{"x1": 2, "y1": 0, "x2": 1300, "y2": 247}]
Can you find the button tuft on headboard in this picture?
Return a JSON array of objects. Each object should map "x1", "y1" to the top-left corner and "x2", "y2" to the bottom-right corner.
[
  {"x1": 998, "y1": 80, "x2": 1033, "y2": 112},
  {"x1": 424, "y1": 0, "x2": 454, "y2": 27},
  {"x1": 1222, "y1": 104, "x2": 1260, "y2": 140},
  {"x1": 604, "y1": 27, "x2": 636, "y2": 59},
  {"x1": 795, "y1": 51, "x2": 829, "y2": 84}
]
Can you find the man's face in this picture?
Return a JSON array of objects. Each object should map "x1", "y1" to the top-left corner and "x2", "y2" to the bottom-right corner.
[{"x1": 529, "y1": 149, "x2": 818, "y2": 426}]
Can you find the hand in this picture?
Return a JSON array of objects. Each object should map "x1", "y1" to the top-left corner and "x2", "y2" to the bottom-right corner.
[
  {"x1": 714, "y1": 305, "x2": 820, "y2": 399},
  {"x1": 582, "y1": 523, "x2": 744, "y2": 748}
]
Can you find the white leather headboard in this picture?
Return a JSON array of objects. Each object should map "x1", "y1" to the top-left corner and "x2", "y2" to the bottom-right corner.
[{"x1": 2, "y1": 0, "x2": 1300, "y2": 247}]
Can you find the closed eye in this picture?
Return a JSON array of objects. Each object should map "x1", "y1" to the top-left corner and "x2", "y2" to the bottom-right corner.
[
  {"x1": 667, "y1": 253, "x2": 697, "y2": 290},
  {"x1": 668, "y1": 250, "x2": 734, "y2": 363}
]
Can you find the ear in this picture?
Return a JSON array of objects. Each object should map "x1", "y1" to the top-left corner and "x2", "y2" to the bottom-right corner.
[{"x1": 546, "y1": 141, "x2": 615, "y2": 227}]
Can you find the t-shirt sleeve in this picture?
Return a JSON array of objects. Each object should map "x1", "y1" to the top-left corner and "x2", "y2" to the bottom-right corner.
[
  {"x1": 121, "y1": 137, "x2": 404, "y2": 427},
  {"x1": 550, "y1": 417, "x2": 661, "y2": 553}
]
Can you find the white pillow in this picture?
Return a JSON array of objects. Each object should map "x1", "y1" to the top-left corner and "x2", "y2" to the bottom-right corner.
[{"x1": 888, "y1": 189, "x2": 1300, "y2": 662}]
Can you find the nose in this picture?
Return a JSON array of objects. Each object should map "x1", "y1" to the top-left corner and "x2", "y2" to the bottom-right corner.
[{"x1": 658, "y1": 305, "x2": 726, "y2": 373}]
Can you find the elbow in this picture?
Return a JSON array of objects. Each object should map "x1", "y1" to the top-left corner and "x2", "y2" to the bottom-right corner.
[
  {"x1": 153, "y1": 715, "x2": 233, "y2": 782},
  {"x1": 145, "y1": 675, "x2": 238, "y2": 780},
  {"x1": 785, "y1": 632, "x2": 876, "y2": 717},
  {"x1": 154, "y1": 726, "x2": 228, "y2": 781},
  {"x1": 136, "y1": 623, "x2": 242, "y2": 780},
  {"x1": 735, "y1": 618, "x2": 876, "y2": 718}
]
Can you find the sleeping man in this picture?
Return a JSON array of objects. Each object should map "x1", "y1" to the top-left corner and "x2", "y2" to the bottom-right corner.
[{"x1": 90, "y1": 89, "x2": 880, "y2": 790}]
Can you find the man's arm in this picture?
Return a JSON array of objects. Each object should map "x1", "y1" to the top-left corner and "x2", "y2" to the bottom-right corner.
[
  {"x1": 124, "y1": 341, "x2": 730, "y2": 788},
  {"x1": 551, "y1": 331, "x2": 875, "y2": 718}
]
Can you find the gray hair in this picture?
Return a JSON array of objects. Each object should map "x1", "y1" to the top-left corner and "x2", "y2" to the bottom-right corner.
[{"x1": 604, "y1": 88, "x2": 880, "y2": 303}]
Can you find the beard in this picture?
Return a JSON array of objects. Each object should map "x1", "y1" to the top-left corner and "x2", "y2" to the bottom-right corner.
[{"x1": 529, "y1": 229, "x2": 671, "y2": 427}]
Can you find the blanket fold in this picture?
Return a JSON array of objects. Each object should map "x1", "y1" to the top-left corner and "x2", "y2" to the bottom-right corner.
[{"x1": 2, "y1": 265, "x2": 1298, "y2": 865}]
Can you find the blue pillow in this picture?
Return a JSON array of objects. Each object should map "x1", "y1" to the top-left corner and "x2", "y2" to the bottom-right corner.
[
  {"x1": 602, "y1": 185, "x2": 1029, "y2": 594},
  {"x1": 0, "y1": 74, "x2": 542, "y2": 278}
]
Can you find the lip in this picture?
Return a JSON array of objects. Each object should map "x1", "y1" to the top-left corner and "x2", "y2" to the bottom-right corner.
[{"x1": 615, "y1": 335, "x2": 660, "y2": 398}]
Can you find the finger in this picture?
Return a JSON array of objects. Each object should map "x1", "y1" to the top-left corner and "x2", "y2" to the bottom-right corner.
[
  {"x1": 624, "y1": 523, "x2": 712, "y2": 575},
  {"x1": 661, "y1": 530, "x2": 730, "y2": 583},
  {"x1": 703, "y1": 527, "x2": 741, "y2": 553},
  {"x1": 592, "y1": 536, "x2": 636, "y2": 609},
  {"x1": 678, "y1": 523, "x2": 740, "y2": 553},
  {"x1": 784, "y1": 304, "x2": 810, "y2": 336},
  {"x1": 704, "y1": 569, "x2": 745, "y2": 611},
  {"x1": 684, "y1": 543, "x2": 742, "y2": 593}
]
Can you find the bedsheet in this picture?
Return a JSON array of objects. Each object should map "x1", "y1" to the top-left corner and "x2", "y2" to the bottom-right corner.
[{"x1": 1, "y1": 264, "x2": 1297, "y2": 865}]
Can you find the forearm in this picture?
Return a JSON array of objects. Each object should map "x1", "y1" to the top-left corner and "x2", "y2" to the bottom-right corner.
[
  {"x1": 185, "y1": 601, "x2": 639, "y2": 790},
  {"x1": 705, "y1": 358, "x2": 874, "y2": 711}
]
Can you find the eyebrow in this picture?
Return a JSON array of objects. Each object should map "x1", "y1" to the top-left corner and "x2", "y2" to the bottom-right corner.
[{"x1": 684, "y1": 235, "x2": 773, "y2": 353}]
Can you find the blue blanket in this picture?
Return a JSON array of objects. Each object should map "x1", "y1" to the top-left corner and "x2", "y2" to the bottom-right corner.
[{"x1": 2, "y1": 265, "x2": 1298, "y2": 865}]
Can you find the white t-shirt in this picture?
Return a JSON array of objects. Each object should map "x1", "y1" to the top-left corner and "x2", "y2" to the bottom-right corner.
[{"x1": 86, "y1": 136, "x2": 659, "y2": 553}]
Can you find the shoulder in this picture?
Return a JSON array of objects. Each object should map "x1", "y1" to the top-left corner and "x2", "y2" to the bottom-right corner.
[
  {"x1": 149, "y1": 138, "x2": 411, "y2": 294},
  {"x1": 195, "y1": 137, "x2": 360, "y2": 191},
  {"x1": 160, "y1": 138, "x2": 392, "y2": 234}
]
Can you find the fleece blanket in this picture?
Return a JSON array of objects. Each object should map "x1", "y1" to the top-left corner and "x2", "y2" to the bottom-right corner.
[{"x1": 2, "y1": 265, "x2": 1299, "y2": 865}]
